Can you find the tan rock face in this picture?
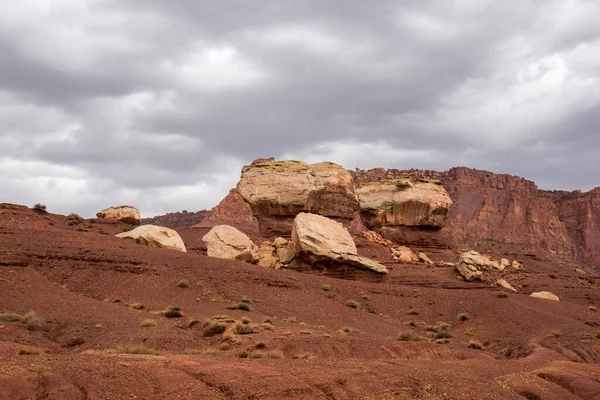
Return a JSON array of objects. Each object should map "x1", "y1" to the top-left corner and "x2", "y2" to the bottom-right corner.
[
  {"x1": 497, "y1": 279, "x2": 517, "y2": 293},
  {"x1": 202, "y1": 225, "x2": 259, "y2": 263},
  {"x1": 455, "y1": 251, "x2": 495, "y2": 281},
  {"x1": 116, "y1": 225, "x2": 186, "y2": 252},
  {"x1": 291, "y1": 213, "x2": 387, "y2": 274},
  {"x1": 356, "y1": 178, "x2": 452, "y2": 229},
  {"x1": 238, "y1": 160, "x2": 360, "y2": 220},
  {"x1": 418, "y1": 252, "x2": 434, "y2": 265},
  {"x1": 530, "y1": 291, "x2": 560, "y2": 301},
  {"x1": 193, "y1": 189, "x2": 259, "y2": 234},
  {"x1": 392, "y1": 246, "x2": 414, "y2": 263},
  {"x1": 97, "y1": 205, "x2": 141, "y2": 225}
]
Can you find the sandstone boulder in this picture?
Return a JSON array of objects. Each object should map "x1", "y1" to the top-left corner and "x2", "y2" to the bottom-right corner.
[
  {"x1": 97, "y1": 205, "x2": 141, "y2": 225},
  {"x1": 500, "y1": 258, "x2": 510, "y2": 269},
  {"x1": 497, "y1": 279, "x2": 517, "y2": 293},
  {"x1": 277, "y1": 246, "x2": 296, "y2": 265},
  {"x1": 419, "y1": 252, "x2": 434, "y2": 265},
  {"x1": 530, "y1": 291, "x2": 559, "y2": 301},
  {"x1": 356, "y1": 178, "x2": 452, "y2": 228},
  {"x1": 116, "y1": 225, "x2": 186, "y2": 252},
  {"x1": 291, "y1": 213, "x2": 387, "y2": 274},
  {"x1": 273, "y1": 237, "x2": 289, "y2": 248},
  {"x1": 512, "y1": 260, "x2": 524, "y2": 269},
  {"x1": 392, "y1": 246, "x2": 414, "y2": 263},
  {"x1": 202, "y1": 225, "x2": 259, "y2": 263},
  {"x1": 237, "y1": 160, "x2": 361, "y2": 221},
  {"x1": 455, "y1": 251, "x2": 494, "y2": 281},
  {"x1": 257, "y1": 243, "x2": 278, "y2": 268}
]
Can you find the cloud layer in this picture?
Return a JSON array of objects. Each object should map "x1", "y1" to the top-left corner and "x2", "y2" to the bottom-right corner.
[{"x1": 1, "y1": 0, "x2": 599, "y2": 217}]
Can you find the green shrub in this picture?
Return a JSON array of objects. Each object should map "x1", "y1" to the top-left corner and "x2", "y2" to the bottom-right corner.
[
  {"x1": 345, "y1": 300, "x2": 359, "y2": 309},
  {"x1": 164, "y1": 307, "x2": 183, "y2": 318},
  {"x1": 457, "y1": 313, "x2": 470, "y2": 322},
  {"x1": 235, "y1": 302, "x2": 251, "y2": 312},
  {"x1": 176, "y1": 279, "x2": 189, "y2": 289},
  {"x1": 140, "y1": 319, "x2": 158, "y2": 328},
  {"x1": 121, "y1": 224, "x2": 135, "y2": 233},
  {"x1": 32, "y1": 203, "x2": 47, "y2": 212},
  {"x1": 202, "y1": 321, "x2": 227, "y2": 337},
  {"x1": 426, "y1": 322, "x2": 452, "y2": 339},
  {"x1": 233, "y1": 323, "x2": 254, "y2": 335}
]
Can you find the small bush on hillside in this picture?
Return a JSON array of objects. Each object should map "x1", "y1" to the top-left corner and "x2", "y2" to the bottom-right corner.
[
  {"x1": 67, "y1": 213, "x2": 83, "y2": 224},
  {"x1": 426, "y1": 322, "x2": 452, "y2": 339},
  {"x1": 320, "y1": 284, "x2": 330, "y2": 292},
  {"x1": 76, "y1": 227, "x2": 88, "y2": 232},
  {"x1": 176, "y1": 279, "x2": 189, "y2": 289},
  {"x1": 233, "y1": 323, "x2": 254, "y2": 335},
  {"x1": 467, "y1": 340, "x2": 485, "y2": 350},
  {"x1": 23, "y1": 312, "x2": 45, "y2": 331},
  {"x1": 140, "y1": 319, "x2": 158, "y2": 328},
  {"x1": 496, "y1": 292, "x2": 509, "y2": 299},
  {"x1": 241, "y1": 296, "x2": 252, "y2": 304},
  {"x1": 32, "y1": 203, "x2": 47, "y2": 212},
  {"x1": 346, "y1": 300, "x2": 359, "y2": 309},
  {"x1": 235, "y1": 302, "x2": 251, "y2": 312},
  {"x1": 128, "y1": 303, "x2": 145, "y2": 310},
  {"x1": 457, "y1": 313, "x2": 470, "y2": 322},
  {"x1": 407, "y1": 310, "x2": 419, "y2": 316},
  {"x1": 121, "y1": 224, "x2": 135, "y2": 233},
  {"x1": 19, "y1": 349, "x2": 39, "y2": 355},
  {"x1": 202, "y1": 321, "x2": 227, "y2": 337},
  {"x1": 164, "y1": 307, "x2": 183, "y2": 318},
  {"x1": 397, "y1": 331, "x2": 422, "y2": 341}
]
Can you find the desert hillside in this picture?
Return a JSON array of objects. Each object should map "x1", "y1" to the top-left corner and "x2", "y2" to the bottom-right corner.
[{"x1": 1, "y1": 159, "x2": 599, "y2": 399}]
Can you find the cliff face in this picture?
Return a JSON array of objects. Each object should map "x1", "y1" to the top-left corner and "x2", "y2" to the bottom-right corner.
[{"x1": 355, "y1": 167, "x2": 599, "y2": 265}]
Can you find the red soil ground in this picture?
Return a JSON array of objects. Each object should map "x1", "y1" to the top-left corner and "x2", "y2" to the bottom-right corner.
[{"x1": 1, "y1": 203, "x2": 599, "y2": 399}]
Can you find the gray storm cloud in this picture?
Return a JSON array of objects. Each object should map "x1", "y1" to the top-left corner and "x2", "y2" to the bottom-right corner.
[{"x1": 0, "y1": 0, "x2": 599, "y2": 217}]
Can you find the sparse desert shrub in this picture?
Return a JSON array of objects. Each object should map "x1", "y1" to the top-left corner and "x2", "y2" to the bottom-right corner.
[
  {"x1": 241, "y1": 296, "x2": 252, "y2": 304},
  {"x1": 32, "y1": 203, "x2": 47, "y2": 212},
  {"x1": 128, "y1": 303, "x2": 145, "y2": 310},
  {"x1": 457, "y1": 313, "x2": 470, "y2": 322},
  {"x1": 496, "y1": 292, "x2": 509, "y2": 299},
  {"x1": 176, "y1": 279, "x2": 189, "y2": 289},
  {"x1": 114, "y1": 345, "x2": 160, "y2": 355},
  {"x1": 254, "y1": 342, "x2": 266, "y2": 349},
  {"x1": 233, "y1": 323, "x2": 254, "y2": 335},
  {"x1": 426, "y1": 322, "x2": 452, "y2": 339},
  {"x1": 549, "y1": 329, "x2": 563, "y2": 338},
  {"x1": 468, "y1": 340, "x2": 485, "y2": 350},
  {"x1": 23, "y1": 312, "x2": 45, "y2": 331},
  {"x1": 140, "y1": 319, "x2": 158, "y2": 328},
  {"x1": 76, "y1": 227, "x2": 88, "y2": 232},
  {"x1": 548, "y1": 274, "x2": 558, "y2": 279},
  {"x1": 202, "y1": 321, "x2": 227, "y2": 337},
  {"x1": 342, "y1": 327, "x2": 352, "y2": 333},
  {"x1": 0, "y1": 312, "x2": 23, "y2": 322},
  {"x1": 397, "y1": 331, "x2": 422, "y2": 342},
  {"x1": 320, "y1": 284, "x2": 330, "y2": 292},
  {"x1": 300, "y1": 330, "x2": 312, "y2": 335},
  {"x1": 262, "y1": 323, "x2": 275, "y2": 331},
  {"x1": 241, "y1": 317, "x2": 251, "y2": 325},
  {"x1": 121, "y1": 224, "x2": 135, "y2": 233},
  {"x1": 219, "y1": 343, "x2": 231, "y2": 351},
  {"x1": 407, "y1": 310, "x2": 419, "y2": 316},
  {"x1": 19, "y1": 349, "x2": 39, "y2": 355},
  {"x1": 235, "y1": 302, "x2": 251, "y2": 312},
  {"x1": 164, "y1": 307, "x2": 183, "y2": 318},
  {"x1": 67, "y1": 213, "x2": 83, "y2": 223},
  {"x1": 346, "y1": 300, "x2": 359, "y2": 309}
]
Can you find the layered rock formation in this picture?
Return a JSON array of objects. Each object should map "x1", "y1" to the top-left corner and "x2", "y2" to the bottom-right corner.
[
  {"x1": 202, "y1": 159, "x2": 363, "y2": 235},
  {"x1": 355, "y1": 167, "x2": 599, "y2": 265},
  {"x1": 356, "y1": 178, "x2": 451, "y2": 228}
]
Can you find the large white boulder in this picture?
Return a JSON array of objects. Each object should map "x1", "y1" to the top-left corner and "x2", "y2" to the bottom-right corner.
[
  {"x1": 116, "y1": 225, "x2": 186, "y2": 252},
  {"x1": 97, "y1": 205, "x2": 141, "y2": 225},
  {"x1": 291, "y1": 213, "x2": 387, "y2": 274},
  {"x1": 202, "y1": 225, "x2": 259, "y2": 263}
]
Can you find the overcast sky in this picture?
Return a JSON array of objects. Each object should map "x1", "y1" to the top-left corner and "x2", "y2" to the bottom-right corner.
[{"x1": 1, "y1": 1, "x2": 599, "y2": 217}]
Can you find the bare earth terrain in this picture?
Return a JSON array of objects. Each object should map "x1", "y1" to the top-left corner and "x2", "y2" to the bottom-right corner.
[{"x1": 1, "y1": 203, "x2": 599, "y2": 399}]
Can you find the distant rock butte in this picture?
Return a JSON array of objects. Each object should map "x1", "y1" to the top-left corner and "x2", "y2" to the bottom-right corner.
[{"x1": 355, "y1": 166, "x2": 599, "y2": 265}]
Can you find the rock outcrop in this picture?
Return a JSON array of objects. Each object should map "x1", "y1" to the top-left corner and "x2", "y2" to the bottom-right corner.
[
  {"x1": 355, "y1": 166, "x2": 599, "y2": 265},
  {"x1": 97, "y1": 205, "x2": 141, "y2": 226},
  {"x1": 235, "y1": 160, "x2": 362, "y2": 235},
  {"x1": 194, "y1": 189, "x2": 259, "y2": 234},
  {"x1": 392, "y1": 246, "x2": 415, "y2": 263},
  {"x1": 356, "y1": 178, "x2": 452, "y2": 228},
  {"x1": 116, "y1": 225, "x2": 186, "y2": 252},
  {"x1": 497, "y1": 279, "x2": 517, "y2": 293},
  {"x1": 291, "y1": 213, "x2": 387, "y2": 274},
  {"x1": 202, "y1": 225, "x2": 259, "y2": 263}
]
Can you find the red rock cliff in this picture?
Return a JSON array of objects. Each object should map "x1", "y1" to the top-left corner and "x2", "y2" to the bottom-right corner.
[{"x1": 355, "y1": 167, "x2": 599, "y2": 265}]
